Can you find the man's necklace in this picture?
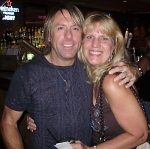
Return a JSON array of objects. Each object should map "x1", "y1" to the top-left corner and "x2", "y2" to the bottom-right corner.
[{"x1": 50, "y1": 55, "x2": 76, "y2": 92}]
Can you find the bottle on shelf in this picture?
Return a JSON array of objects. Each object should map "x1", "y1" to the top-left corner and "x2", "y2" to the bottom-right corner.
[
  {"x1": 19, "y1": 27, "x2": 23, "y2": 42},
  {"x1": 14, "y1": 31, "x2": 19, "y2": 44},
  {"x1": 124, "y1": 28, "x2": 129, "y2": 45},
  {"x1": 5, "y1": 28, "x2": 10, "y2": 47}
]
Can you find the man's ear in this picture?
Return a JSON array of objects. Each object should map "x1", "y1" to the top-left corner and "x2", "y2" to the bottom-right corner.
[
  {"x1": 81, "y1": 39, "x2": 84, "y2": 44},
  {"x1": 48, "y1": 36, "x2": 51, "y2": 42}
]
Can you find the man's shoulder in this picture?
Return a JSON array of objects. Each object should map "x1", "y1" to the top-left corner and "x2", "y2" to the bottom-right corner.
[
  {"x1": 12, "y1": 55, "x2": 47, "y2": 79},
  {"x1": 27, "y1": 55, "x2": 46, "y2": 66},
  {"x1": 20, "y1": 55, "x2": 46, "y2": 70}
]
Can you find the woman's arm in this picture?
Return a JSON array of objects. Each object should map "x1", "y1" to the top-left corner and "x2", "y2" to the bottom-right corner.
[
  {"x1": 27, "y1": 116, "x2": 36, "y2": 132},
  {"x1": 99, "y1": 74, "x2": 148, "y2": 149},
  {"x1": 71, "y1": 74, "x2": 148, "y2": 149}
]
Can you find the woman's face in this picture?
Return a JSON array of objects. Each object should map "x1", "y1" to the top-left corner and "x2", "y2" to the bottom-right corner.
[{"x1": 82, "y1": 23, "x2": 115, "y2": 69}]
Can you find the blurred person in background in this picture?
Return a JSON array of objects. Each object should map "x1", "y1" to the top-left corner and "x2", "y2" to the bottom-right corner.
[{"x1": 138, "y1": 31, "x2": 150, "y2": 123}]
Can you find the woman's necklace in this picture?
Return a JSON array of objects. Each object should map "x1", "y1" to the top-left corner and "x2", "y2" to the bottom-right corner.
[
  {"x1": 50, "y1": 54, "x2": 76, "y2": 92},
  {"x1": 93, "y1": 83, "x2": 100, "y2": 106}
]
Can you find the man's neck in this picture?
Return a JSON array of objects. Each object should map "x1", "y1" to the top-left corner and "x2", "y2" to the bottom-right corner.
[{"x1": 44, "y1": 53, "x2": 76, "y2": 66}]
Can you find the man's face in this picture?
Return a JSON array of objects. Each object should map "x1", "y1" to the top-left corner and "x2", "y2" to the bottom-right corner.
[{"x1": 50, "y1": 10, "x2": 82, "y2": 65}]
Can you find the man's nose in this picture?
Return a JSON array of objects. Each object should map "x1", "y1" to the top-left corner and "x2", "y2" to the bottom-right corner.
[{"x1": 65, "y1": 29, "x2": 73, "y2": 39}]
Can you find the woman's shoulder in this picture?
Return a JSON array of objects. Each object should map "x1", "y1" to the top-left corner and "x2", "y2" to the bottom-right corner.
[
  {"x1": 102, "y1": 73, "x2": 124, "y2": 93},
  {"x1": 103, "y1": 73, "x2": 116, "y2": 84}
]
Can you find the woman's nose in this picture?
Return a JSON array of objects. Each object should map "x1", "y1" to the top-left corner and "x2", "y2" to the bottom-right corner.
[{"x1": 92, "y1": 38, "x2": 101, "y2": 47}]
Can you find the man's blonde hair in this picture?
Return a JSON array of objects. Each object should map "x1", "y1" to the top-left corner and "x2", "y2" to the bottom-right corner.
[{"x1": 43, "y1": 4, "x2": 84, "y2": 55}]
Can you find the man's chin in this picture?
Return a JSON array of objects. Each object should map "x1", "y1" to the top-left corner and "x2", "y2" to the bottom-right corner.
[{"x1": 63, "y1": 53, "x2": 77, "y2": 59}]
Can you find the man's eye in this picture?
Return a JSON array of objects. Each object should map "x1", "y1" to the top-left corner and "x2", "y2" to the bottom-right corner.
[
  {"x1": 58, "y1": 27, "x2": 63, "y2": 30},
  {"x1": 73, "y1": 27, "x2": 79, "y2": 31}
]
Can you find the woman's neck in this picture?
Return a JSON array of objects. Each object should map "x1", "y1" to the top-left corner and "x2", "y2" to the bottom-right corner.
[{"x1": 92, "y1": 83, "x2": 100, "y2": 106}]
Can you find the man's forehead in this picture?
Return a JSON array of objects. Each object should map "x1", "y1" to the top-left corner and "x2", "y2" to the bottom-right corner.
[
  {"x1": 54, "y1": 10, "x2": 71, "y2": 20},
  {"x1": 52, "y1": 10, "x2": 77, "y2": 25}
]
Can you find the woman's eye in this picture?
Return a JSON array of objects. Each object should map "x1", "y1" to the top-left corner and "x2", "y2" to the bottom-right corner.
[
  {"x1": 86, "y1": 35, "x2": 92, "y2": 39},
  {"x1": 101, "y1": 37, "x2": 109, "y2": 40}
]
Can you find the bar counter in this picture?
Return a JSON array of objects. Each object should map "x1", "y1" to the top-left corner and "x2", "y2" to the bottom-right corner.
[
  {"x1": 0, "y1": 70, "x2": 13, "y2": 119},
  {"x1": 0, "y1": 71, "x2": 14, "y2": 79},
  {"x1": 0, "y1": 71, "x2": 13, "y2": 90}
]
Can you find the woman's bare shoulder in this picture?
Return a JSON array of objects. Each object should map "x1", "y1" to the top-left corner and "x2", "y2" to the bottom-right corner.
[{"x1": 102, "y1": 73, "x2": 126, "y2": 93}]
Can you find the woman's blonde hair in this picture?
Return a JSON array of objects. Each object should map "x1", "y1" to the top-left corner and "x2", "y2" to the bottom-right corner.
[{"x1": 78, "y1": 11, "x2": 129, "y2": 83}]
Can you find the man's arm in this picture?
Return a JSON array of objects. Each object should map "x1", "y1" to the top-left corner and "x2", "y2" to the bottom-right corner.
[
  {"x1": 1, "y1": 105, "x2": 24, "y2": 149},
  {"x1": 109, "y1": 62, "x2": 142, "y2": 88}
]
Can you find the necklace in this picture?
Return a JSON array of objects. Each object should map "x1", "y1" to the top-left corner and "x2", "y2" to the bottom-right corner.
[{"x1": 50, "y1": 54, "x2": 76, "y2": 92}]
